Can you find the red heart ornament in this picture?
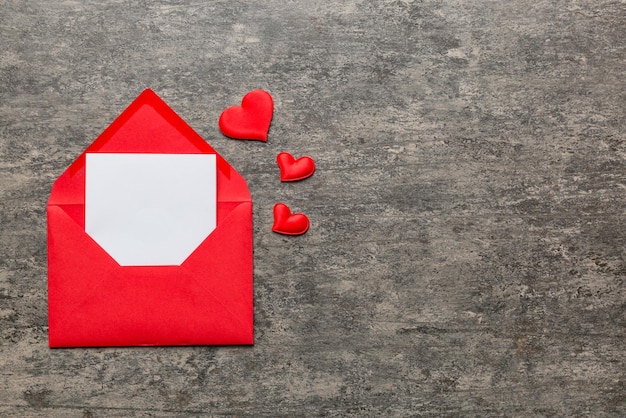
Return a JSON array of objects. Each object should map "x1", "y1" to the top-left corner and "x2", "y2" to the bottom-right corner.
[
  {"x1": 219, "y1": 90, "x2": 274, "y2": 141},
  {"x1": 276, "y1": 152, "x2": 316, "y2": 182},
  {"x1": 272, "y1": 203, "x2": 310, "y2": 236}
]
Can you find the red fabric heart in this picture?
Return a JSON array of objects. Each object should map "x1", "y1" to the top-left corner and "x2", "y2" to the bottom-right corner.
[
  {"x1": 219, "y1": 90, "x2": 274, "y2": 141},
  {"x1": 272, "y1": 203, "x2": 309, "y2": 236},
  {"x1": 276, "y1": 152, "x2": 316, "y2": 182}
]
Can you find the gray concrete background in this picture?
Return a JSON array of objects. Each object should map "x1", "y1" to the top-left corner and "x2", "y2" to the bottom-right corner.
[{"x1": 1, "y1": 1, "x2": 625, "y2": 416}]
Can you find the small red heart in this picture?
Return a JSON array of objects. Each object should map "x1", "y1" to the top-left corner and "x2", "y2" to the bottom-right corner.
[
  {"x1": 272, "y1": 203, "x2": 310, "y2": 236},
  {"x1": 276, "y1": 152, "x2": 316, "y2": 182},
  {"x1": 219, "y1": 90, "x2": 274, "y2": 141}
]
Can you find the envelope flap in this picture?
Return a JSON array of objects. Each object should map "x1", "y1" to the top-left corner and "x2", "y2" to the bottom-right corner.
[
  {"x1": 182, "y1": 201, "x2": 253, "y2": 328},
  {"x1": 87, "y1": 89, "x2": 214, "y2": 155},
  {"x1": 48, "y1": 205, "x2": 121, "y2": 318},
  {"x1": 49, "y1": 89, "x2": 251, "y2": 208}
]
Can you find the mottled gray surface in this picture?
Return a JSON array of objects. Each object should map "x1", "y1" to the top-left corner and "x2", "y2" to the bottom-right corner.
[{"x1": 1, "y1": 0, "x2": 625, "y2": 416}]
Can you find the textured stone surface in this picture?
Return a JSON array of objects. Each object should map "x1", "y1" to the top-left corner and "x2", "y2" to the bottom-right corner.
[{"x1": 1, "y1": 1, "x2": 625, "y2": 416}]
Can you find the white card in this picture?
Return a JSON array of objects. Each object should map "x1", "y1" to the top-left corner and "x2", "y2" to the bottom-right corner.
[{"x1": 85, "y1": 153, "x2": 217, "y2": 266}]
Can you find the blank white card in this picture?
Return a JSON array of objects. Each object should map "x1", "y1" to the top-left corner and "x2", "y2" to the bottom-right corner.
[{"x1": 85, "y1": 153, "x2": 217, "y2": 266}]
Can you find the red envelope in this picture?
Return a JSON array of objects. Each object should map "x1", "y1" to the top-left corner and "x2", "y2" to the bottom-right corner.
[{"x1": 47, "y1": 89, "x2": 253, "y2": 347}]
